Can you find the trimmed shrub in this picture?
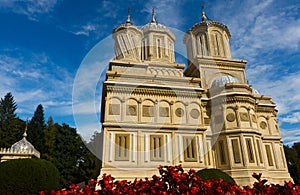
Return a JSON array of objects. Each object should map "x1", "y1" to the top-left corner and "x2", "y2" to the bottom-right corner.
[
  {"x1": 0, "y1": 158, "x2": 60, "y2": 195},
  {"x1": 196, "y1": 168, "x2": 235, "y2": 183}
]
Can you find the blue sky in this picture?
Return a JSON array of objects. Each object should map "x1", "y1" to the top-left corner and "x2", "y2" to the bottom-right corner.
[{"x1": 0, "y1": 0, "x2": 300, "y2": 144}]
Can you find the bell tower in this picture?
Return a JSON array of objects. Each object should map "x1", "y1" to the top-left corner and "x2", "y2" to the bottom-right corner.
[
  {"x1": 184, "y1": 5, "x2": 247, "y2": 89},
  {"x1": 184, "y1": 5, "x2": 231, "y2": 60}
]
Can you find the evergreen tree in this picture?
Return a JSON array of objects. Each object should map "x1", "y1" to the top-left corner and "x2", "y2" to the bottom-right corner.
[
  {"x1": 284, "y1": 144, "x2": 300, "y2": 185},
  {"x1": 76, "y1": 132, "x2": 102, "y2": 183},
  {"x1": 27, "y1": 104, "x2": 45, "y2": 153},
  {"x1": 0, "y1": 92, "x2": 17, "y2": 122},
  {"x1": 0, "y1": 92, "x2": 22, "y2": 147},
  {"x1": 43, "y1": 116, "x2": 59, "y2": 161}
]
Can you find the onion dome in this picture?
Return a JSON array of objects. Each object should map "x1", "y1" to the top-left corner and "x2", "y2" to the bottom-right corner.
[
  {"x1": 11, "y1": 127, "x2": 35, "y2": 151},
  {"x1": 211, "y1": 75, "x2": 239, "y2": 87}
]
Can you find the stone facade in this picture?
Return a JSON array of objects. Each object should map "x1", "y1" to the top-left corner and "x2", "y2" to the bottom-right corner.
[{"x1": 98, "y1": 8, "x2": 292, "y2": 186}]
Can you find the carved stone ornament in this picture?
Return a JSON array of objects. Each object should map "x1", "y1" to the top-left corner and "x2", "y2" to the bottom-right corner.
[
  {"x1": 175, "y1": 108, "x2": 184, "y2": 117},
  {"x1": 260, "y1": 121, "x2": 267, "y2": 129},
  {"x1": 226, "y1": 113, "x2": 235, "y2": 122},
  {"x1": 126, "y1": 105, "x2": 137, "y2": 116},
  {"x1": 240, "y1": 112, "x2": 249, "y2": 121},
  {"x1": 190, "y1": 109, "x2": 200, "y2": 119}
]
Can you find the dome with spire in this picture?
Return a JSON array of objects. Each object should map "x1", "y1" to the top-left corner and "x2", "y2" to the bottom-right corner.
[
  {"x1": 141, "y1": 7, "x2": 175, "y2": 41},
  {"x1": 11, "y1": 127, "x2": 35, "y2": 152},
  {"x1": 187, "y1": 5, "x2": 231, "y2": 38},
  {"x1": 184, "y1": 4, "x2": 232, "y2": 59},
  {"x1": 112, "y1": 7, "x2": 143, "y2": 62},
  {"x1": 113, "y1": 7, "x2": 141, "y2": 33}
]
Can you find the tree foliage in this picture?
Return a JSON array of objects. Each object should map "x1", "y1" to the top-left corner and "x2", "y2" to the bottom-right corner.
[
  {"x1": 0, "y1": 92, "x2": 23, "y2": 147},
  {"x1": 0, "y1": 92, "x2": 100, "y2": 188},
  {"x1": 27, "y1": 104, "x2": 46, "y2": 153},
  {"x1": 284, "y1": 144, "x2": 300, "y2": 185}
]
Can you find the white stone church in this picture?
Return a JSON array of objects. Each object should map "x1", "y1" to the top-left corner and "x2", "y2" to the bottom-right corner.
[{"x1": 98, "y1": 7, "x2": 292, "y2": 185}]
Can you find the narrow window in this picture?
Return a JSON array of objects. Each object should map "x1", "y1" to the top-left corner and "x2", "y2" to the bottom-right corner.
[
  {"x1": 202, "y1": 34, "x2": 208, "y2": 56},
  {"x1": 265, "y1": 144, "x2": 274, "y2": 166},
  {"x1": 207, "y1": 142, "x2": 211, "y2": 165},
  {"x1": 218, "y1": 140, "x2": 226, "y2": 165},
  {"x1": 157, "y1": 39, "x2": 161, "y2": 58},
  {"x1": 115, "y1": 134, "x2": 130, "y2": 161},
  {"x1": 183, "y1": 137, "x2": 197, "y2": 162},
  {"x1": 231, "y1": 139, "x2": 241, "y2": 163},
  {"x1": 142, "y1": 40, "x2": 146, "y2": 60},
  {"x1": 256, "y1": 139, "x2": 263, "y2": 163},
  {"x1": 150, "y1": 135, "x2": 164, "y2": 161},
  {"x1": 246, "y1": 138, "x2": 255, "y2": 163},
  {"x1": 200, "y1": 35, "x2": 204, "y2": 56},
  {"x1": 280, "y1": 146, "x2": 286, "y2": 168},
  {"x1": 215, "y1": 34, "x2": 220, "y2": 56}
]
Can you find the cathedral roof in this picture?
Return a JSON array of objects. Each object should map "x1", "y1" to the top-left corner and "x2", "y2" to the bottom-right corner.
[{"x1": 211, "y1": 75, "x2": 239, "y2": 87}]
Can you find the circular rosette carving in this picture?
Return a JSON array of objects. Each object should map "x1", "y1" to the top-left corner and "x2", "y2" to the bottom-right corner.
[
  {"x1": 190, "y1": 109, "x2": 200, "y2": 119},
  {"x1": 226, "y1": 113, "x2": 235, "y2": 122},
  {"x1": 260, "y1": 121, "x2": 267, "y2": 129},
  {"x1": 175, "y1": 108, "x2": 184, "y2": 117}
]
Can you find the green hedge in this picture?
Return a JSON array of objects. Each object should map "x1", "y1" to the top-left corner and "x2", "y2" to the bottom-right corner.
[
  {"x1": 0, "y1": 158, "x2": 60, "y2": 195},
  {"x1": 196, "y1": 168, "x2": 235, "y2": 183}
]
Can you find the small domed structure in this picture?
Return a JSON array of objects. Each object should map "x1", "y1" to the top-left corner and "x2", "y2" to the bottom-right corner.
[
  {"x1": 0, "y1": 125, "x2": 40, "y2": 162},
  {"x1": 211, "y1": 75, "x2": 239, "y2": 87},
  {"x1": 11, "y1": 132, "x2": 35, "y2": 151}
]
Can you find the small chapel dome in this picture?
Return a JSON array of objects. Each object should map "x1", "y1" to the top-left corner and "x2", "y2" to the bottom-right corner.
[
  {"x1": 11, "y1": 130, "x2": 35, "y2": 151},
  {"x1": 211, "y1": 75, "x2": 239, "y2": 87}
]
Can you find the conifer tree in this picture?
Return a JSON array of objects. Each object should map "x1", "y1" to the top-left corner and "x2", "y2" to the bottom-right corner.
[
  {"x1": 27, "y1": 104, "x2": 45, "y2": 153},
  {"x1": 0, "y1": 92, "x2": 21, "y2": 147}
]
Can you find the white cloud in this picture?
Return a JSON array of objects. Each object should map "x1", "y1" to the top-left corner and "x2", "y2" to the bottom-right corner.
[
  {"x1": 0, "y1": 50, "x2": 74, "y2": 118},
  {"x1": 282, "y1": 112, "x2": 300, "y2": 124},
  {"x1": 0, "y1": 0, "x2": 58, "y2": 20},
  {"x1": 211, "y1": 0, "x2": 300, "y2": 60},
  {"x1": 281, "y1": 128, "x2": 300, "y2": 146},
  {"x1": 73, "y1": 23, "x2": 97, "y2": 36}
]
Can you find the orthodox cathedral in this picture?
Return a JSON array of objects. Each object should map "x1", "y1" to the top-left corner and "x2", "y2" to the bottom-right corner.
[{"x1": 99, "y1": 7, "x2": 292, "y2": 185}]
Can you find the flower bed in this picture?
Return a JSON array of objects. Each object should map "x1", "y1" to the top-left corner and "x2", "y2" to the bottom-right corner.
[{"x1": 40, "y1": 165, "x2": 300, "y2": 195}]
